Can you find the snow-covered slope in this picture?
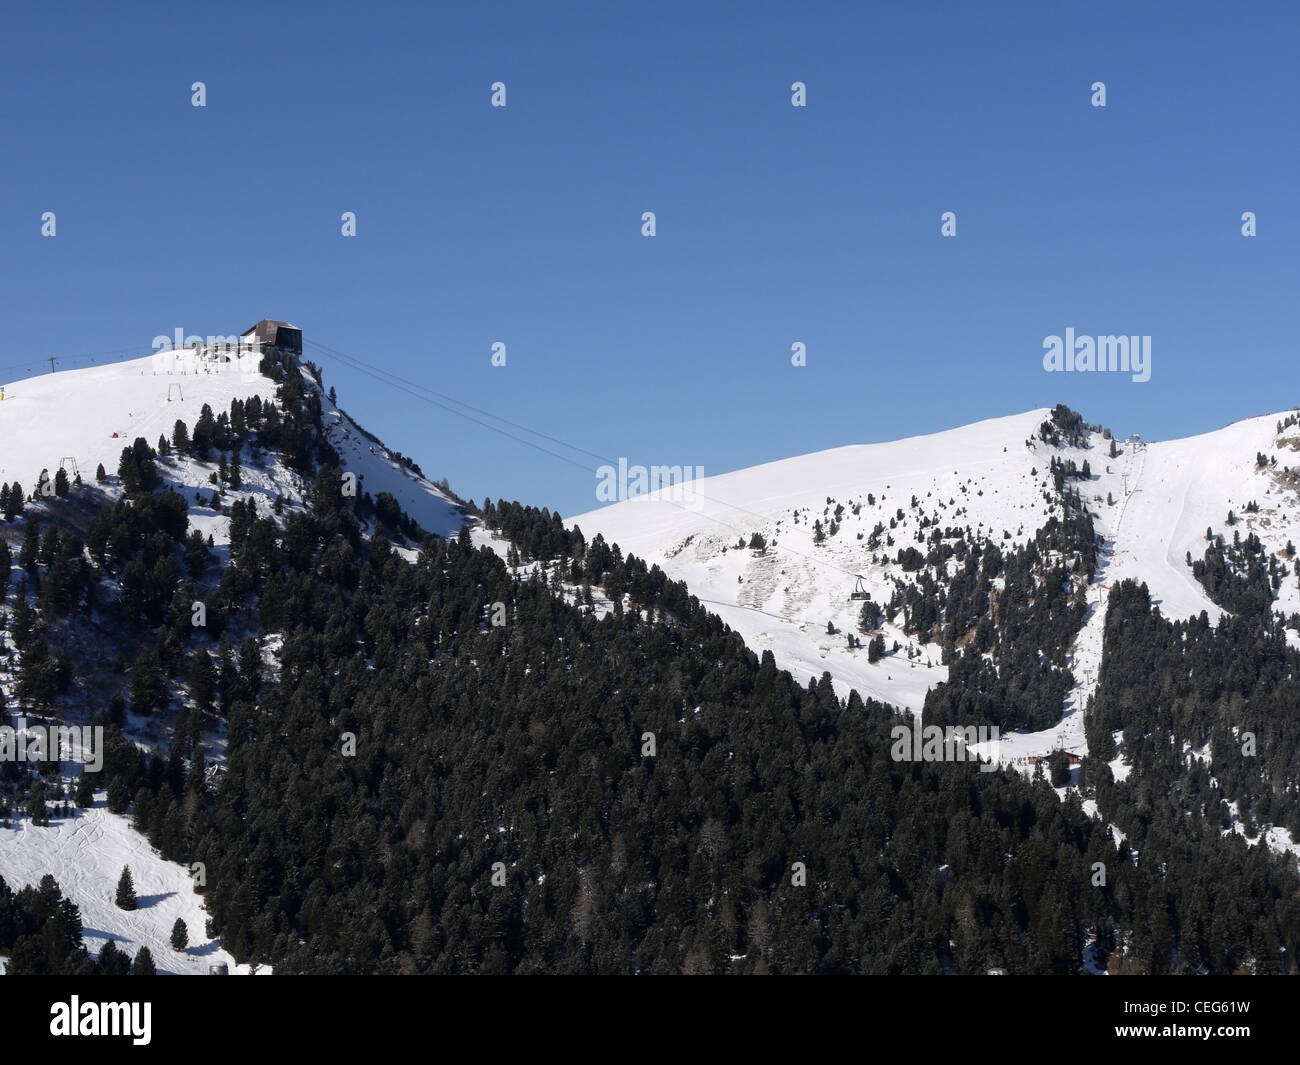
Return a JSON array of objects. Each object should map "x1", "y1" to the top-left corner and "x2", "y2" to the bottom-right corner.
[
  {"x1": 572, "y1": 409, "x2": 1300, "y2": 733},
  {"x1": 1, "y1": 356, "x2": 264, "y2": 492},
  {"x1": 1, "y1": 792, "x2": 264, "y2": 974},
  {"x1": 998, "y1": 413, "x2": 1300, "y2": 766},
  {"x1": 1104, "y1": 415, "x2": 1300, "y2": 622},
  {"x1": 320, "y1": 392, "x2": 465, "y2": 540},
  {"x1": 0, "y1": 352, "x2": 465, "y2": 541},
  {"x1": 572, "y1": 409, "x2": 1066, "y2": 710},
  {"x1": 0, "y1": 350, "x2": 467, "y2": 972}
]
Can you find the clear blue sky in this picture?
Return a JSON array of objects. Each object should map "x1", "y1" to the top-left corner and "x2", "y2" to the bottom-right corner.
[{"x1": 2, "y1": 1, "x2": 1296, "y2": 518}]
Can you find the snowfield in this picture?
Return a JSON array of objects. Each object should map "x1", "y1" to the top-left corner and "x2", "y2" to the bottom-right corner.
[
  {"x1": 1, "y1": 793, "x2": 264, "y2": 974},
  {"x1": 572, "y1": 409, "x2": 1062, "y2": 711}
]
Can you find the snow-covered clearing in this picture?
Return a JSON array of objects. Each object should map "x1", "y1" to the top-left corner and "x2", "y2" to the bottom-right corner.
[{"x1": 1, "y1": 793, "x2": 264, "y2": 974}]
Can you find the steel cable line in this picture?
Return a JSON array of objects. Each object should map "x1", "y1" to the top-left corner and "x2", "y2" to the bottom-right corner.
[{"x1": 304, "y1": 338, "x2": 868, "y2": 583}]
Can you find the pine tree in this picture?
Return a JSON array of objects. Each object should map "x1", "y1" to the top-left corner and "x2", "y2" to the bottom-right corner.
[
  {"x1": 132, "y1": 945, "x2": 157, "y2": 975},
  {"x1": 117, "y1": 445, "x2": 139, "y2": 495},
  {"x1": 170, "y1": 918, "x2": 189, "y2": 951},
  {"x1": 129, "y1": 646, "x2": 166, "y2": 716},
  {"x1": 39, "y1": 525, "x2": 59, "y2": 566},
  {"x1": 98, "y1": 939, "x2": 130, "y2": 975},
  {"x1": 192, "y1": 404, "x2": 217, "y2": 458},
  {"x1": 74, "y1": 772, "x2": 95, "y2": 808},
  {"x1": 107, "y1": 776, "x2": 131, "y2": 816},
  {"x1": 95, "y1": 462, "x2": 107, "y2": 482},
  {"x1": 26, "y1": 777, "x2": 48, "y2": 825},
  {"x1": 115, "y1": 866, "x2": 137, "y2": 911},
  {"x1": 19, "y1": 517, "x2": 39, "y2": 571},
  {"x1": 188, "y1": 649, "x2": 215, "y2": 716},
  {"x1": 10, "y1": 592, "x2": 35, "y2": 651},
  {"x1": 185, "y1": 529, "x2": 210, "y2": 577},
  {"x1": 3, "y1": 481, "x2": 23, "y2": 520}
]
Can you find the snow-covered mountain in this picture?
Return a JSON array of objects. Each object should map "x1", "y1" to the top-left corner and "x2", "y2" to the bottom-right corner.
[
  {"x1": 0, "y1": 349, "x2": 466, "y2": 974},
  {"x1": 5, "y1": 346, "x2": 1299, "y2": 973},
  {"x1": 0, "y1": 352, "x2": 465, "y2": 543},
  {"x1": 571, "y1": 407, "x2": 1300, "y2": 765}
]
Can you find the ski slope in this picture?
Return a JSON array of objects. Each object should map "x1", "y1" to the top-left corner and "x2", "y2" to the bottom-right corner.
[
  {"x1": 994, "y1": 414, "x2": 1300, "y2": 768},
  {"x1": 0, "y1": 354, "x2": 266, "y2": 492},
  {"x1": 1114, "y1": 415, "x2": 1300, "y2": 621},
  {"x1": 0, "y1": 351, "x2": 465, "y2": 541},
  {"x1": 573, "y1": 409, "x2": 1300, "y2": 734}
]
